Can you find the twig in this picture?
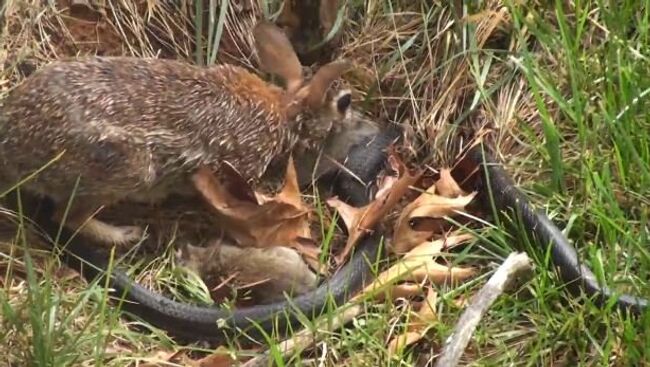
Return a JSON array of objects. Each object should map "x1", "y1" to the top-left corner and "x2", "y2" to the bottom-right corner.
[
  {"x1": 241, "y1": 304, "x2": 364, "y2": 367},
  {"x1": 434, "y1": 252, "x2": 532, "y2": 367}
]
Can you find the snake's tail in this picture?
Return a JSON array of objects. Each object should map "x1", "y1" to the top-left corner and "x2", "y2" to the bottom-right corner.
[{"x1": 467, "y1": 143, "x2": 648, "y2": 315}]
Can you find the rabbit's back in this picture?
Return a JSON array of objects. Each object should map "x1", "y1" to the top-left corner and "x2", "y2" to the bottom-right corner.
[{"x1": 0, "y1": 57, "x2": 290, "y2": 203}]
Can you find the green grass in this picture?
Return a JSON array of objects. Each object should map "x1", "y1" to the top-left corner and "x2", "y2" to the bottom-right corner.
[{"x1": 1, "y1": 0, "x2": 650, "y2": 366}]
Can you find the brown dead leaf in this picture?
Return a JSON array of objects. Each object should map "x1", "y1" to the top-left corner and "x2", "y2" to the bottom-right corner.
[
  {"x1": 192, "y1": 157, "x2": 318, "y2": 259},
  {"x1": 327, "y1": 154, "x2": 422, "y2": 264},
  {"x1": 183, "y1": 346, "x2": 252, "y2": 367},
  {"x1": 355, "y1": 234, "x2": 476, "y2": 303},
  {"x1": 371, "y1": 283, "x2": 424, "y2": 303},
  {"x1": 391, "y1": 177, "x2": 476, "y2": 254},
  {"x1": 189, "y1": 353, "x2": 239, "y2": 367},
  {"x1": 452, "y1": 294, "x2": 470, "y2": 309},
  {"x1": 137, "y1": 350, "x2": 186, "y2": 367},
  {"x1": 387, "y1": 287, "x2": 438, "y2": 354},
  {"x1": 435, "y1": 168, "x2": 466, "y2": 198},
  {"x1": 374, "y1": 173, "x2": 399, "y2": 199}
]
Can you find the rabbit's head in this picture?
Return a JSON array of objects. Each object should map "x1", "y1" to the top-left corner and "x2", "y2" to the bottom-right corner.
[{"x1": 253, "y1": 20, "x2": 356, "y2": 150}]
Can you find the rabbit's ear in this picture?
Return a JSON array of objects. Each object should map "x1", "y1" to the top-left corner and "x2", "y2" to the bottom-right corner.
[
  {"x1": 302, "y1": 60, "x2": 351, "y2": 109},
  {"x1": 253, "y1": 20, "x2": 303, "y2": 93},
  {"x1": 319, "y1": 0, "x2": 339, "y2": 36}
]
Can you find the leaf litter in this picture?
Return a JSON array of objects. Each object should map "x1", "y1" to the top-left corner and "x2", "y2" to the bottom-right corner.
[
  {"x1": 386, "y1": 287, "x2": 439, "y2": 355},
  {"x1": 192, "y1": 156, "x2": 320, "y2": 264},
  {"x1": 188, "y1": 150, "x2": 481, "y2": 365},
  {"x1": 326, "y1": 152, "x2": 423, "y2": 264},
  {"x1": 391, "y1": 167, "x2": 477, "y2": 254}
]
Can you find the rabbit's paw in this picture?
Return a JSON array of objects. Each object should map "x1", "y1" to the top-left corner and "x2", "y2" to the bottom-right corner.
[
  {"x1": 81, "y1": 219, "x2": 145, "y2": 248},
  {"x1": 115, "y1": 225, "x2": 146, "y2": 245}
]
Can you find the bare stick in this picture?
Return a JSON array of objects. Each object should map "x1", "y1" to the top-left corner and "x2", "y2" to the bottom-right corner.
[
  {"x1": 434, "y1": 252, "x2": 532, "y2": 367},
  {"x1": 241, "y1": 304, "x2": 364, "y2": 367}
]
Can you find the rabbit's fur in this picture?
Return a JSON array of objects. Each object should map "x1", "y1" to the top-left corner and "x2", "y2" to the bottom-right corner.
[
  {"x1": 0, "y1": 21, "x2": 364, "y2": 247},
  {"x1": 175, "y1": 241, "x2": 318, "y2": 304}
]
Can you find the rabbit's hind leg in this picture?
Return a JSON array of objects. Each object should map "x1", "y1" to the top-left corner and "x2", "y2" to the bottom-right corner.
[
  {"x1": 52, "y1": 199, "x2": 144, "y2": 248},
  {"x1": 55, "y1": 131, "x2": 156, "y2": 247}
]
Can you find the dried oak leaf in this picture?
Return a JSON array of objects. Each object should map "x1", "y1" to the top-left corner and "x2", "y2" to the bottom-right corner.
[
  {"x1": 184, "y1": 346, "x2": 253, "y2": 367},
  {"x1": 370, "y1": 283, "x2": 424, "y2": 303},
  {"x1": 137, "y1": 350, "x2": 188, "y2": 367},
  {"x1": 327, "y1": 154, "x2": 422, "y2": 264},
  {"x1": 192, "y1": 157, "x2": 318, "y2": 260},
  {"x1": 392, "y1": 173, "x2": 476, "y2": 254},
  {"x1": 354, "y1": 234, "x2": 476, "y2": 303},
  {"x1": 435, "y1": 167, "x2": 466, "y2": 198},
  {"x1": 387, "y1": 287, "x2": 439, "y2": 354}
]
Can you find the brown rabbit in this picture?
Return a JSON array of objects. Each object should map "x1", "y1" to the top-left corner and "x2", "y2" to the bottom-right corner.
[{"x1": 0, "y1": 21, "x2": 356, "y2": 247}]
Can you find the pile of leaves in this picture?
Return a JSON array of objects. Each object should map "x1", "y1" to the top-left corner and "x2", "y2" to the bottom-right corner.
[{"x1": 162, "y1": 147, "x2": 481, "y2": 365}]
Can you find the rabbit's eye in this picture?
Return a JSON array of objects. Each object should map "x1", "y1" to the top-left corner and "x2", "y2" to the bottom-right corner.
[{"x1": 336, "y1": 92, "x2": 352, "y2": 114}]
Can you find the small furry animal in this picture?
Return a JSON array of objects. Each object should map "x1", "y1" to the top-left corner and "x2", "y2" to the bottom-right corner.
[
  {"x1": 0, "y1": 21, "x2": 358, "y2": 247},
  {"x1": 176, "y1": 241, "x2": 318, "y2": 304}
]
